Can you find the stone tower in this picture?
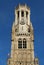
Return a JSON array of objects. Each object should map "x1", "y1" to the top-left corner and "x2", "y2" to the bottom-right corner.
[{"x1": 7, "y1": 4, "x2": 39, "y2": 65}]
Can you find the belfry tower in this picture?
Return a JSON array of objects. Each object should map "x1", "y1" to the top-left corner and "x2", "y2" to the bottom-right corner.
[{"x1": 7, "y1": 4, "x2": 39, "y2": 65}]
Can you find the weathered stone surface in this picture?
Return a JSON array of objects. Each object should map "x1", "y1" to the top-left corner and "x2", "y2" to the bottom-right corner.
[{"x1": 7, "y1": 4, "x2": 39, "y2": 65}]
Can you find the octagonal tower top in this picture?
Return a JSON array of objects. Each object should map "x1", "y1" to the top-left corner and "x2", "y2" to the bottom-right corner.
[
  {"x1": 16, "y1": 4, "x2": 30, "y2": 12},
  {"x1": 15, "y1": 4, "x2": 31, "y2": 25}
]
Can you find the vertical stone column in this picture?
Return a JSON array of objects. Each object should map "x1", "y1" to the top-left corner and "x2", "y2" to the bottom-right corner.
[
  {"x1": 28, "y1": 11, "x2": 30, "y2": 25},
  {"x1": 31, "y1": 41, "x2": 34, "y2": 61},
  {"x1": 11, "y1": 42, "x2": 14, "y2": 58},
  {"x1": 15, "y1": 10, "x2": 17, "y2": 25},
  {"x1": 24, "y1": 11, "x2": 26, "y2": 24},
  {"x1": 19, "y1": 5, "x2": 21, "y2": 23}
]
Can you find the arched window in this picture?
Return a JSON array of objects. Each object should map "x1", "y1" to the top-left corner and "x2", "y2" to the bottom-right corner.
[
  {"x1": 18, "y1": 38, "x2": 22, "y2": 48},
  {"x1": 21, "y1": 11, "x2": 24, "y2": 17},
  {"x1": 23, "y1": 38, "x2": 27, "y2": 48}
]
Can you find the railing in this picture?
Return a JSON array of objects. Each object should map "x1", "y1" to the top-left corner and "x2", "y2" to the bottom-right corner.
[
  {"x1": 15, "y1": 33, "x2": 30, "y2": 36},
  {"x1": 7, "y1": 57, "x2": 39, "y2": 65}
]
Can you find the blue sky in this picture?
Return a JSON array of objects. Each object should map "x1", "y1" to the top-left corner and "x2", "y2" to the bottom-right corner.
[{"x1": 0, "y1": 0, "x2": 44, "y2": 65}]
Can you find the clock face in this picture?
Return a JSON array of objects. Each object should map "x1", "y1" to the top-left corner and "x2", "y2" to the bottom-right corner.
[{"x1": 20, "y1": 19, "x2": 25, "y2": 25}]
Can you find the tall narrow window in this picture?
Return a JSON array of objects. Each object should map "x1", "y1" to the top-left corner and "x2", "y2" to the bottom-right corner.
[
  {"x1": 21, "y1": 11, "x2": 24, "y2": 17},
  {"x1": 28, "y1": 28, "x2": 30, "y2": 32},
  {"x1": 9, "y1": 60, "x2": 10, "y2": 64},
  {"x1": 23, "y1": 38, "x2": 27, "y2": 48},
  {"x1": 18, "y1": 38, "x2": 22, "y2": 48},
  {"x1": 26, "y1": 11, "x2": 28, "y2": 18},
  {"x1": 17, "y1": 11, "x2": 19, "y2": 18}
]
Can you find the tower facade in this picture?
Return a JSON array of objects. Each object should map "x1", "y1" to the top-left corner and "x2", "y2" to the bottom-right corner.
[{"x1": 7, "y1": 4, "x2": 39, "y2": 65}]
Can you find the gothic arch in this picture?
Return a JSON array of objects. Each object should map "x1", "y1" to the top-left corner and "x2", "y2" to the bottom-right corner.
[
  {"x1": 18, "y1": 38, "x2": 22, "y2": 48},
  {"x1": 23, "y1": 38, "x2": 27, "y2": 48}
]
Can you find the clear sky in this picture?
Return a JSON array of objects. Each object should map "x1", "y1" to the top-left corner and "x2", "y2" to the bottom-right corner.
[{"x1": 0, "y1": 0, "x2": 44, "y2": 65}]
